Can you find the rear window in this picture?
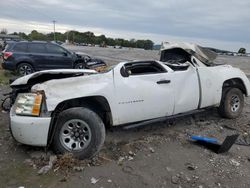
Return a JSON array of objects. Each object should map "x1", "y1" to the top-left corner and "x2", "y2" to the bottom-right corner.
[
  {"x1": 123, "y1": 61, "x2": 166, "y2": 76},
  {"x1": 28, "y1": 43, "x2": 46, "y2": 53},
  {"x1": 13, "y1": 43, "x2": 28, "y2": 52}
]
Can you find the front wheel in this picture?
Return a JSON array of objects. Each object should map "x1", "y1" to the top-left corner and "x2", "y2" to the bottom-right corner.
[
  {"x1": 218, "y1": 87, "x2": 244, "y2": 119},
  {"x1": 74, "y1": 62, "x2": 86, "y2": 69},
  {"x1": 52, "y1": 107, "x2": 105, "y2": 159}
]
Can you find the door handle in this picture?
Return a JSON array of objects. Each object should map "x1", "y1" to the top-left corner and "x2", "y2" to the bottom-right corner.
[{"x1": 157, "y1": 80, "x2": 171, "y2": 84}]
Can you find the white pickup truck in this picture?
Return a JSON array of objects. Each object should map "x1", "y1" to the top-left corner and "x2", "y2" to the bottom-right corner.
[{"x1": 9, "y1": 42, "x2": 250, "y2": 159}]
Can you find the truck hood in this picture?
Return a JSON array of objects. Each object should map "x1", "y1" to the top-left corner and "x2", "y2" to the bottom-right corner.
[
  {"x1": 161, "y1": 42, "x2": 217, "y2": 64},
  {"x1": 10, "y1": 69, "x2": 97, "y2": 87}
]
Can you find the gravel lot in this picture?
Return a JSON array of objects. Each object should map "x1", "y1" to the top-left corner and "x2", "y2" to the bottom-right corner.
[{"x1": 0, "y1": 46, "x2": 250, "y2": 188}]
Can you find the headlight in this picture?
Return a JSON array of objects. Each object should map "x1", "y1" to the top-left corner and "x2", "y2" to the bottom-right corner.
[{"x1": 15, "y1": 93, "x2": 43, "y2": 116}]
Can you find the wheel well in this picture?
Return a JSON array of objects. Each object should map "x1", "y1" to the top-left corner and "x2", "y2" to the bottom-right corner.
[
  {"x1": 222, "y1": 78, "x2": 247, "y2": 95},
  {"x1": 47, "y1": 96, "x2": 112, "y2": 148},
  {"x1": 16, "y1": 61, "x2": 34, "y2": 69},
  {"x1": 52, "y1": 96, "x2": 112, "y2": 127}
]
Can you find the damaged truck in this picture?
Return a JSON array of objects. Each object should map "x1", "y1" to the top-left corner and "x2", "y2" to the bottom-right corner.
[{"x1": 8, "y1": 42, "x2": 250, "y2": 159}]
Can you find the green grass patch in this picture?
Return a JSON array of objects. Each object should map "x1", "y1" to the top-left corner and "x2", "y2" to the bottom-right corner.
[{"x1": 0, "y1": 69, "x2": 13, "y2": 85}]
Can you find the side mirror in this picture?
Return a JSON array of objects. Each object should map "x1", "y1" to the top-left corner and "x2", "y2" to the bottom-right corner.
[{"x1": 120, "y1": 66, "x2": 129, "y2": 77}]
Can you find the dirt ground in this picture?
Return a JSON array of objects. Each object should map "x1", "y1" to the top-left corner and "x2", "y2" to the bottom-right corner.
[{"x1": 0, "y1": 47, "x2": 250, "y2": 188}]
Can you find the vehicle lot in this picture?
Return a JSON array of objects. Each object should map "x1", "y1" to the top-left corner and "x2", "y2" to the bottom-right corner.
[{"x1": 1, "y1": 47, "x2": 250, "y2": 187}]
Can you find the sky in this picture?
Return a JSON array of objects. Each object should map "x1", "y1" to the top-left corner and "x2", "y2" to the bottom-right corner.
[{"x1": 0, "y1": 0, "x2": 250, "y2": 51}]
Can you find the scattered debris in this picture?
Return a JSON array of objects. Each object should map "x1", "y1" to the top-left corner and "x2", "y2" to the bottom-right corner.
[
  {"x1": 73, "y1": 166, "x2": 85, "y2": 172},
  {"x1": 24, "y1": 158, "x2": 36, "y2": 169},
  {"x1": 236, "y1": 134, "x2": 250, "y2": 146},
  {"x1": 91, "y1": 177, "x2": 100, "y2": 184},
  {"x1": 190, "y1": 134, "x2": 239, "y2": 153},
  {"x1": 117, "y1": 156, "x2": 125, "y2": 165},
  {"x1": 128, "y1": 151, "x2": 136, "y2": 156},
  {"x1": 37, "y1": 155, "x2": 57, "y2": 175},
  {"x1": 229, "y1": 159, "x2": 240, "y2": 167},
  {"x1": 107, "y1": 179, "x2": 112, "y2": 183},
  {"x1": 185, "y1": 163, "x2": 197, "y2": 171},
  {"x1": 128, "y1": 156, "x2": 134, "y2": 161},
  {"x1": 149, "y1": 147, "x2": 155, "y2": 153},
  {"x1": 171, "y1": 175, "x2": 180, "y2": 184}
]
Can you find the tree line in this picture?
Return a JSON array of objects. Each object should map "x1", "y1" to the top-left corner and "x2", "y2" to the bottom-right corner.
[{"x1": 10, "y1": 30, "x2": 154, "y2": 50}]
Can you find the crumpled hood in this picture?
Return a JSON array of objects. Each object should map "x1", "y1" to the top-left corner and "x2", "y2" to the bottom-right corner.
[
  {"x1": 11, "y1": 69, "x2": 97, "y2": 86},
  {"x1": 161, "y1": 42, "x2": 217, "y2": 64}
]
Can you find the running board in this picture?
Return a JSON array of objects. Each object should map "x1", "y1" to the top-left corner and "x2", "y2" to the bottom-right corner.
[{"x1": 122, "y1": 108, "x2": 210, "y2": 130}]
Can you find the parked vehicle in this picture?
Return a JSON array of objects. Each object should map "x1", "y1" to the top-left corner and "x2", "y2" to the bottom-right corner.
[
  {"x1": 74, "y1": 52, "x2": 106, "y2": 72},
  {"x1": 8, "y1": 42, "x2": 250, "y2": 159},
  {"x1": 1, "y1": 41, "x2": 106, "y2": 75}
]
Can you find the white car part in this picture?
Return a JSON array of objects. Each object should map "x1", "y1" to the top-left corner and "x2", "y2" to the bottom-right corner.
[
  {"x1": 15, "y1": 93, "x2": 42, "y2": 116},
  {"x1": 10, "y1": 108, "x2": 51, "y2": 146}
]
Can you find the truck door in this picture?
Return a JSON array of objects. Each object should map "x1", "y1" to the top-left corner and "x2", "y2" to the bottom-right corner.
[{"x1": 113, "y1": 61, "x2": 175, "y2": 125}]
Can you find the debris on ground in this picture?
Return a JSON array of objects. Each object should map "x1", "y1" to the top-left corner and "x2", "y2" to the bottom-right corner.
[
  {"x1": 107, "y1": 179, "x2": 112, "y2": 183},
  {"x1": 91, "y1": 177, "x2": 100, "y2": 184},
  {"x1": 37, "y1": 155, "x2": 57, "y2": 175},
  {"x1": 190, "y1": 134, "x2": 239, "y2": 154},
  {"x1": 171, "y1": 175, "x2": 180, "y2": 184},
  {"x1": 185, "y1": 162, "x2": 197, "y2": 171},
  {"x1": 73, "y1": 166, "x2": 85, "y2": 172},
  {"x1": 149, "y1": 147, "x2": 155, "y2": 153},
  {"x1": 236, "y1": 134, "x2": 250, "y2": 146},
  {"x1": 229, "y1": 159, "x2": 240, "y2": 167}
]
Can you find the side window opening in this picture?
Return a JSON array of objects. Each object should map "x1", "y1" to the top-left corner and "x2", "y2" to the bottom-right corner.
[
  {"x1": 46, "y1": 44, "x2": 67, "y2": 54},
  {"x1": 28, "y1": 43, "x2": 46, "y2": 53},
  {"x1": 122, "y1": 61, "x2": 166, "y2": 76}
]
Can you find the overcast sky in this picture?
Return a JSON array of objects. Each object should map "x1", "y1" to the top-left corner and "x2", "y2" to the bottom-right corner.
[{"x1": 0, "y1": 0, "x2": 249, "y2": 51}]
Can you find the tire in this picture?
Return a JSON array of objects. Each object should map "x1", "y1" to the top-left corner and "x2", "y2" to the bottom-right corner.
[
  {"x1": 52, "y1": 107, "x2": 105, "y2": 159},
  {"x1": 17, "y1": 63, "x2": 34, "y2": 76},
  {"x1": 218, "y1": 87, "x2": 244, "y2": 119},
  {"x1": 74, "y1": 62, "x2": 86, "y2": 69}
]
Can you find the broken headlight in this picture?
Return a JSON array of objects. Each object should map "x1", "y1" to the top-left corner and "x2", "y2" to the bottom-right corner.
[{"x1": 14, "y1": 93, "x2": 42, "y2": 116}]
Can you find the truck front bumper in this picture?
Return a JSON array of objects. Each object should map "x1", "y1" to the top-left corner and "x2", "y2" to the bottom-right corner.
[{"x1": 10, "y1": 108, "x2": 51, "y2": 146}]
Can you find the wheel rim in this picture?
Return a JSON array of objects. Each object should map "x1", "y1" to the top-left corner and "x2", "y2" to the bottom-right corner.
[
  {"x1": 230, "y1": 95, "x2": 240, "y2": 112},
  {"x1": 59, "y1": 119, "x2": 92, "y2": 151},
  {"x1": 19, "y1": 65, "x2": 33, "y2": 75},
  {"x1": 76, "y1": 64, "x2": 84, "y2": 69}
]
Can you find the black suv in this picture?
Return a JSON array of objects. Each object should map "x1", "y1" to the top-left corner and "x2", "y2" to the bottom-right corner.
[{"x1": 1, "y1": 41, "x2": 106, "y2": 75}]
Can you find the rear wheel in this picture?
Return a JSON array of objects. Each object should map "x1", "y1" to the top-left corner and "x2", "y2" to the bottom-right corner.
[
  {"x1": 17, "y1": 63, "x2": 34, "y2": 76},
  {"x1": 218, "y1": 87, "x2": 244, "y2": 119},
  {"x1": 52, "y1": 107, "x2": 105, "y2": 159}
]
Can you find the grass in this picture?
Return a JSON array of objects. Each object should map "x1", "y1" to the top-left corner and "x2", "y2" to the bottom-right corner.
[
  {"x1": 0, "y1": 69, "x2": 13, "y2": 85},
  {"x1": 0, "y1": 58, "x2": 16, "y2": 85}
]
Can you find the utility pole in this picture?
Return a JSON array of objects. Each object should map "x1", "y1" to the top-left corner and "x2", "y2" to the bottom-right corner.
[{"x1": 52, "y1": 20, "x2": 56, "y2": 41}]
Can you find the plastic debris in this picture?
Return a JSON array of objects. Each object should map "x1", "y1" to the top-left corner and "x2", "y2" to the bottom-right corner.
[{"x1": 91, "y1": 177, "x2": 100, "y2": 184}]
